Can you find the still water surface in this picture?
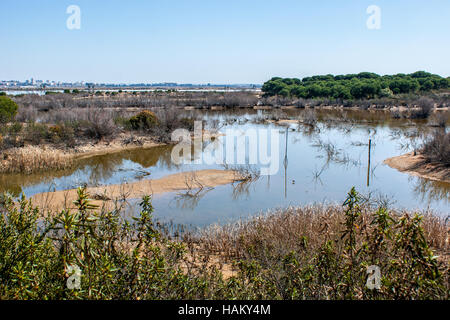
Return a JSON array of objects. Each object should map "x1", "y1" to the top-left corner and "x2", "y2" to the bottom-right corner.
[{"x1": 1, "y1": 109, "x2": 448, "y2": 227}]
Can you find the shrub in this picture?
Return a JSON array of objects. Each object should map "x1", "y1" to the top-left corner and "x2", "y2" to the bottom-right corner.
[
  {"x1": 15, "y1": 105, "x2": 38, "y2": 122},
  {"x1": 421, "y1": 131, "x2": 450, "y2": 166},
  {"x1": 0, "y1": 122, "x2": 23, "y2": 148},
  {"x1": 24, "y1": 122, "x2": 49, "y2": 145},
  {"x1": 82, "y1": 110, "x2": 117, "y2": 140},
  {"x1": 49, "y1": 124, "x2": 63, "y2": 136},
  {"x1": 429, "y1": 111, "x2": 449, "y2": 128},
  {"x1": 48, "y1": 124, "x2": 63, "y2": 143},
  {"x1": 114, "y1": 117, "x2": 133, "y2": 130},
  {"x1": 0, "y1": 97, "x2": 18, "y2": 123},
  {"x1": 410, "y1": 97, "x2": 434, "y2": 119},
  {"x1": 129, "y1": 110, "x2": 159, "y2": 130},
  {"x1": 0, "y1": 188, "x2": 447, "y2": 299},
  {"x1": 59, "y1": 123, "x2": 76, "y2": 147},
  {"x1": 8, "y1": 122, "x2": 23, "y2": 136},
  {"x1": 0, "y1": 189, "x2": 207, "y2": 299}
]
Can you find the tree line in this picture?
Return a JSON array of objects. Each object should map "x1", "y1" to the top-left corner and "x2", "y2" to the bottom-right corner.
[{"x1": 262, "y1": 71, "x2": 450, "y2": 100}]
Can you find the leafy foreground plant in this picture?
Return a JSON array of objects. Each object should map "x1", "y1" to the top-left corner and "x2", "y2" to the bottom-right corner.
[
  {"x1": 0, "y1": 189, "x2": 222, "y2": 299},
  {"x1": 192, "y1": 187, "x2": 449, "y2": 300},
  {"x1": 0, "y1": 187, "x2": 448, "y2": 299}
]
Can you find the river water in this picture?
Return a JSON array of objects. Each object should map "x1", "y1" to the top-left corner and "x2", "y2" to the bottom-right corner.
[{"x1": 1, "y1": 109, "x2": 448, "y2": 227}]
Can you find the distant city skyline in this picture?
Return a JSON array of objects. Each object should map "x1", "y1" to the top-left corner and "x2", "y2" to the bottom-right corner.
[
  {"x1": 0, "y1": 77, "x2": 262, "y2": 88},
  {"x1": 1, "y1": 1, "x2": 450, "y2": 83}
]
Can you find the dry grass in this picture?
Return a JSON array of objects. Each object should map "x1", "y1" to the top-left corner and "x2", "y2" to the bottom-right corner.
[
  {"x1": 190, "y1": 204, "x2": 449, "y2": 268},
  {"x1": 0, "y1": 145, "x2": 73, "y2": 174},
  {"x1": 177, "y1": 201, "x2": 450, "y2": 299}
]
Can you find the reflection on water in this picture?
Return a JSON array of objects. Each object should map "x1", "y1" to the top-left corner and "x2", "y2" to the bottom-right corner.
[
  {"x1": 411, "y1": 177, "x2": 450, "y2": 203},
  {"x1": 171, "y1": 187, "x2": 215, "y2": 210},
  {"x1": 0, "y1": 145, "x2": 176, "y2": 196},
  {"x1": 1, "y1": 109, "x2": 448, "y2": 226}
]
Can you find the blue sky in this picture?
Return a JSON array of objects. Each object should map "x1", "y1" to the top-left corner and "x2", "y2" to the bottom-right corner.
[{"x1": 1, "y1": 0, "x2": 449, "y2": 84}]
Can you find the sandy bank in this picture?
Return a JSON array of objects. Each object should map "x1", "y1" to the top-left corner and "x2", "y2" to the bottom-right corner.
[
  {"x1": 275, "y1": 119, "x2": 300, "y2": 124},
  {"x1": 384, "y1": 152, "x2": 450, "y2": 183},
  {"x1": 32, "y1": 169, "x2": 241, "y2": 212}
]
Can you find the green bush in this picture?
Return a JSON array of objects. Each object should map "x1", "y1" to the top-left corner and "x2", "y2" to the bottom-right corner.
[
  {"x1": 8, "y1": 122, "x2": 23, "y2": 135},
  {"x1": 24, "y1": 121, "x2": 49, "y2": 145},
  {"x1": 219, "y1": 187, "x2": 448, "y2": 300},
  {"x1": 129, "y1": 110, "x2": 159, "y2": 130},
  {"x1": 48, "y1": 124, "x2": 66, "y2": 143},
  {"x1": 114, "y1": 117, "x2": 133, "y2": 130},
  {"x1": 0, "y1": 188, "x2": 447, "y2": 300},
  {"x1": 379, "y1": 87, "x2": 394, "y2": 98},
  {"x1": 0, "y1": 189, "x2": 216, "y2": 299},
  {"x1": 0, "y1": 97, "x2": 18, "y2": 123}
]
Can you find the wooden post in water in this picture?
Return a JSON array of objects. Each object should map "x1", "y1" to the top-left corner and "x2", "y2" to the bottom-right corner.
[
  {"x1": 367, "y1": 139, "x2": 372, "y2": 187},
  {"x1": 284, "y1": 127, "x2": 288, "y2": 198}
]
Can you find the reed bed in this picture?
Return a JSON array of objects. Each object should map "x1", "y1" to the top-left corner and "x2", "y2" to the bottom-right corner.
[
  {"x1": 193, "y1": 204, "x2": 448, "y2": 261},
  {"x1": 0, "y1": 145, "x2": 73, "y2": 174}
]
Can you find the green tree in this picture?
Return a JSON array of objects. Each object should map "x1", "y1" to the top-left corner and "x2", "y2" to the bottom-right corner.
[
  {"x1": 350, "y1": 82, "x2": 363, "y2": 99},
  {"x1": 290, "y1": 85, "x2": 308, "y2": 98},
  {"x1": 262, "y1": 71, "x2": 445, "y2": 99},
  {"x1": 410, "y1": 71, "x2": 433, "y2": 78},
  {"x1": 279, "y1": 87, "x2": 291, "y2": 97},
  {"x1": 437, "y1": 78, "x2": 449, "y2": 89},
  {"x1": 307, "y1": 84, "x2": 325, "y2": 98},
  {"x1": 357, "y1": 72, "x2": 380, "y2": 79},
  {"x1": 0, "y1": 96, "x2": 18, "y2": 123},
  {"x1": 360, "y1": 80, "x2": 381, "y2": 98},
  {"x1": 379, "y1": 87, "x2": 393, "y2": 97},
  {"x1": 331, "y1": 85, "x2": 352, "y2": 99},
  {"x1": 422, "y1": 80, "x2": 434, "y2": 91}
]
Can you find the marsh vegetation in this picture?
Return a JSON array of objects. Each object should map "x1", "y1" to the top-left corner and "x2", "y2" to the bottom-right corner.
[{"x1": 0, "y1": 187, "x2": 447, "y2": 299}]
